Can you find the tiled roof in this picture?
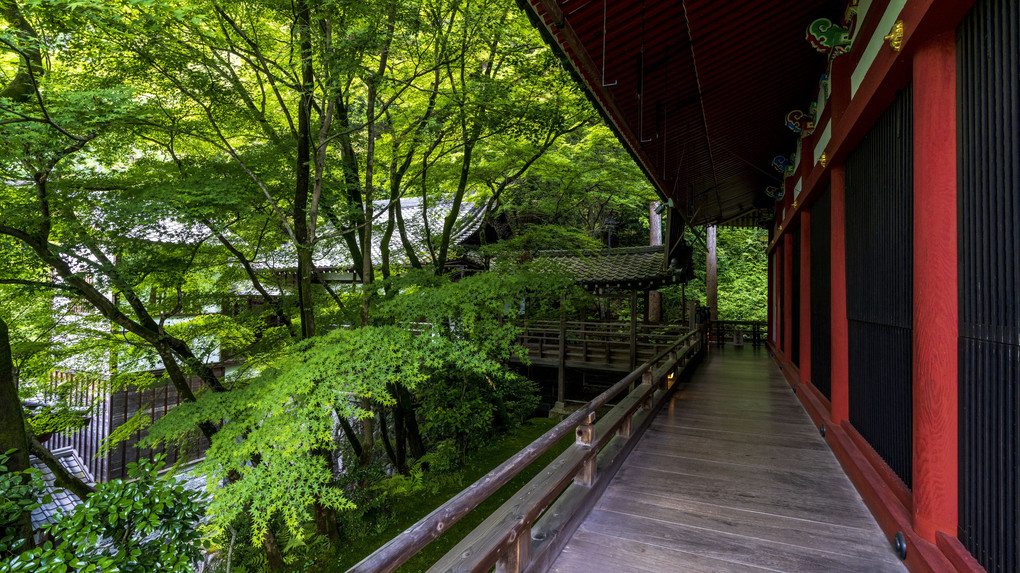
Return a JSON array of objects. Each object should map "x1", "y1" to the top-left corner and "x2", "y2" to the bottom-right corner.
[
  {"x1": 536, "y1": 245, "x2": 683, "y2": 290},
  {"x1": 29, "y1": 447, "x2": 95, "y2": 536},
  {"x1": 253, "y1": 197, "x2": 487, "y2": 271}
]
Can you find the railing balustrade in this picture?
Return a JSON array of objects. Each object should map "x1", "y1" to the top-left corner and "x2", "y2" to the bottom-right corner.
[
  {"x1": 349, "y1": 326, "x2": 707, "y2": 573},
  {"x1": 517, "y1": 321, "x2": 687, "y2": 370},
  {"x1": 708, "y1": 319, "x2": 766, "y2": 347}
]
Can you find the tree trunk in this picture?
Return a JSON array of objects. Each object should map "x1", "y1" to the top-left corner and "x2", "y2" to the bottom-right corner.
[
  {"x1": 397, "y1": 386, "x2": 426, "y2": 459},
  {"x1": 262, "y1": 525, "x2": 285, "y2": 570},
  {"x1": 359, "y1": 399, "x2": 375, "y2": 467},
  {"x1": 294, "y1": 0, "x2": 316, "y2": 340},
  {"x1": 334, "y1": 101, "x2": 366, "y2": 270},
  {"x1": 377, "y1": 407, "x2": 398, "y2": 469},
  {"x1": 310, "y1": 446, "x2": 339, "y2": 542},
  {"x1": 386, "y1": 384, "x2": 408, "y2": 474},
  {"x1": 435, "y1": 129, "x2": 481, "y2": 273},
  {"x1": 336, "y1": 411, "x2": 363, "y2": 460},
  {"x1": 0, "y1": 0, "x2": 44, "y2": 102},
  {"x1": 0, "y1": 318, "x2": 36, "y2": 552}
]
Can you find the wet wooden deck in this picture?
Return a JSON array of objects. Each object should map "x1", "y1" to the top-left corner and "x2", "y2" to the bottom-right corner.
[{"x1": 549, "y1": 347, "x2": 906, "y2": 573}]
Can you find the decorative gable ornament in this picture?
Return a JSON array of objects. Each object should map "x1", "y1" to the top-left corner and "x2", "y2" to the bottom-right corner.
[
  {"x1": 842, "y1": 0, "x2": 861, "y2": 39},
  {"x1": 772, "y1": 155, "x2": 795, "y2": 178},
  {"x1": 785, "y1": 109, "x2": 816, "y2": 136},
  {"x1": 807, "y1": 18, "x2": 852, "y2": 54},
  {"x1": 765, "y1": 186, "x2": 780, "y2": 199}
]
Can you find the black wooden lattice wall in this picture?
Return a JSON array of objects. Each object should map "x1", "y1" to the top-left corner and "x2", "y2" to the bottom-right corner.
[
  {"x1": 809, "y1": 187, "x2": 831, "y2": 400},
  {"x1": 957, "y1": 1, "x2": 1020, "y2": 570},
  {"x1": 844, "y1": 85, "x2": 913, "y2": 489}
]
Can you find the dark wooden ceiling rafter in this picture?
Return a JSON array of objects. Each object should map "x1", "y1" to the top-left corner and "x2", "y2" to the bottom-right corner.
[{"x1": 520, "y1": 0, "x2": 837, "y2": 227}]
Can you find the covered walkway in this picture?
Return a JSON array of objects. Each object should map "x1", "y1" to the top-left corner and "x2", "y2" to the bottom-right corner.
[{"x1": 550, "y1": 348, "x2": 903, "y2": 572}]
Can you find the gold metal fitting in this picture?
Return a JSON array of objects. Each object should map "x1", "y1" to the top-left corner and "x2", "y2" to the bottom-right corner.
[
  {"x1": 793, "y1": 201, "x2": 798, "y2": 208},
  {"x1": 819, "y1": 152, "x2": 828, "y2": 168},
  {"x1": 885, "y1": 20, "x2": 904, "y2": 52},
  {"x1": 778, "y1": 224, "x2": 783, "y2": 231}
]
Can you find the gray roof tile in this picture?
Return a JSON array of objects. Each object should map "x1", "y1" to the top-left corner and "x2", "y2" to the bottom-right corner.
[{"x1": 537, "y1": 245, "x2": 682, "y2": 290}]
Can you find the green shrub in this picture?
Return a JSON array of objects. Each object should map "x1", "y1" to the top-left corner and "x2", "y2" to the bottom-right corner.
[{"x1": 0, "y1": 455, "x2": 203, "y2": 573}]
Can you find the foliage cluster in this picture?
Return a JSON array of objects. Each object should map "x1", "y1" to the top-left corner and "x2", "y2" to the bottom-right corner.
[
  {"x1": 0, "y1": 0, "x2": 760, "y2": 569},
  {"x1": 0, "y1": 454, "x2": 202, "y2": 573},
  {"x1": 661, "y1": 226, "x2": 769, "y2": 322}
]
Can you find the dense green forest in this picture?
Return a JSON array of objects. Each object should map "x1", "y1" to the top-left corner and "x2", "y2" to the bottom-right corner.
[{"x1": 0, "y1": 0, "x2": 767, "y2": 570}]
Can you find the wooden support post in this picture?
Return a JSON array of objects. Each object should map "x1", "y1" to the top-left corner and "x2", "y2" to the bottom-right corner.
[
  {"x1": 581, "y1": 321, "x2": 588, "y2": 362},
  {"x1": 912, "y1": 32, "x2": 958, "y2": 543},
  {"x1": 643, "y1": 290, "x2": 650, "y2": 324},
  {"x1": 768, "y1": 247, "x2": 775, "y2": 345},
  {"x1": 629, "y1": 290, "x2": 638, "y2": 370},
  {"x1": 618, "y1": 414, "x2": 631, "y2": 439},
  {"x1": 774, "y1": 243, "x2": 783, "y2": 353},
  {"x1": 496, "y1": 525, "x2": 531, "y2": 573},
  {"x1": 830, "y1": 165, "x2": 850, "y2": 424},
  {"x1": 556, "y1": 302, "x2": 566, "y2": 410},
  {"x1": 783, "y1": 232, "x2": 794, "y2": 366},
  {"x1": 799, "y1": 211, "x2": 812, "y2": 386},
  {"x1": 575, "y1": 412, "x2": 596, "y2": 486},
  {"x1": 706, "y1": 225, "x2": 718, "y2": 321}
]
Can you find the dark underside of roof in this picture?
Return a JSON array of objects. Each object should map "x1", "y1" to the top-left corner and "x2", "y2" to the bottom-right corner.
[{"x1": 518, "y1": 0, "x2": 840, "y2": 227}]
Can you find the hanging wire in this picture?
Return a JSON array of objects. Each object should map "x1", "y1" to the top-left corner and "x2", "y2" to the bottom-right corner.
[
  {"x1": 601, "y1": 0, "x2": 617, "y2": 86},
  {"x1": 640, "y1": 0, "x2": 652, "y2": 142}
]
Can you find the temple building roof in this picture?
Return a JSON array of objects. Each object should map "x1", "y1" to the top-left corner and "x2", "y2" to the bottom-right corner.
[
  {"x1": 29, "y1": 447, "x2": 95, "y2": 538},
  {"x1": 537, "y1": 245, "x2": 682, "y2": 290}
]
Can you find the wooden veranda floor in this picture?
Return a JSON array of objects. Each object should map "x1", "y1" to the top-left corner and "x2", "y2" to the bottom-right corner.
[{"x1": 549, "y1": 347, "x2": 906, "y2": 573}]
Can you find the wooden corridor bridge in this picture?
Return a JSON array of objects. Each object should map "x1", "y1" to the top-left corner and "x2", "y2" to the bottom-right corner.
[{"x1": 350, "y1": 327, "x2": 904, "y2": 572}]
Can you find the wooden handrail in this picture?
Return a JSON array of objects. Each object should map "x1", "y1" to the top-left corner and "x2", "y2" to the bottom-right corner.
[{"x1": 349, "y1": 326, "x2": 706, "y2": 573}]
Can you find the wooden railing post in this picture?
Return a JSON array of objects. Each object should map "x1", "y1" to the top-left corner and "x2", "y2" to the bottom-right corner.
[
  {"x1": 575, "y1": 412, "x2": 596, "y2": 486},
  {"x1": 668, "y1": 350, "x2": 679, "y2": 386},
  {"x1": 496, "y1": 525, "x2": 531, "y2": 573},
  {"x1": 629, "y1": 291, "x2": 638, "y2": 370},
  {"x1": 581, "y1": 321, "x2": 588, "y2": 362},
  {"x1": 557, "y1": 304, "x2": 566, "y2": 408},
  {"x1": 640, "y1": 369, "x2": 654, "y2": 410},
  {"x1": 618, "y1": 412, "x2": 631, "y2": 439}
]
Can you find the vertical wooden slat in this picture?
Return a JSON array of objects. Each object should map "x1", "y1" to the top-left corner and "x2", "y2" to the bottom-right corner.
[
  {"x1": 811, "y1": 187, "x2": 832, "y2": 400},
  {"x1": 957, "y1": 0, "x2": 1019, "y2": 569},
  {"x1": 831, "y1": 167, "x2": 849, "y2": 424},
  {"x1": 844, "y1": 84, "x2": 914, "y2": 489}
]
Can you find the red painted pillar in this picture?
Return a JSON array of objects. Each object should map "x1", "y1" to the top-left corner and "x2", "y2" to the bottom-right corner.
[
  {"x1": 775, "y1": 242, "x2": 784, "y2": 351},
  {"x1": 912, "y1": 32, "x2": 958, "y2": 543},
  {"x1": 830, "y1": 165, "x2": 849, "y2": 424},
  {"x1": 768, "y1": 247, "x2": 774, "y2": 345},
  {"x1": 799, "y1": 211, "x2": 812, "y2": 386},
  {"x1": 783, "y1": 232, "x2": 794, "y2": 366}
]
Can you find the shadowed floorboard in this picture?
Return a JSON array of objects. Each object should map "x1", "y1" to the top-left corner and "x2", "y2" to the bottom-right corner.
[{"x1": 550, "y1": 347, "x2": 905, "y2": 573}]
